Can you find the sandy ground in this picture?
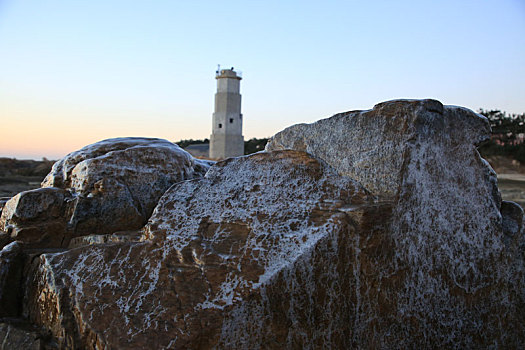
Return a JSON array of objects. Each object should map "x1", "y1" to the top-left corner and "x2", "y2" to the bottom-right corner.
[
  {"x1": 497, "y1": 175, "x2": 525, "y2": 208},
  {"x1": 0, "y1": 176, "x2": 43, "y2": 198},
  {"x1": 497, "y1": 174, "x2": 525, "y2": 182}
]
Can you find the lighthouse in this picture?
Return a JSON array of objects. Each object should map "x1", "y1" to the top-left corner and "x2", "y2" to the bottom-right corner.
[{"x1": 209, "y1": 67, "x2": 244, "y2": 159}]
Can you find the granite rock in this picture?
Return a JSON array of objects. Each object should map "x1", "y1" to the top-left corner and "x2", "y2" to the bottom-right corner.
[
  {"x1": 0, "y1": 320, "x2": 53, "y2": 350},
  {"x1": 0, "y1": 188, "x2": 71, "y2": 248},
  {"x1": 67, "y1": 230, "x2": 142, "y2": 249},
  {"x1": 266, "y1": 99, "x2": 490, "y2": 198},
  {"x1": 0, "y1": 242, "x2": 23, "y2": 317},
  {"x1": 42, "y1": 137, "x2": 210, "y2": 236},
  {"x1": 24, "y1": 150, "x2": 371, "y2": 348},
  {"x1": 263, "y1": 99, "x2": 525, "y2": 347},
  {"x1": 0, "y1": 138, "x2": 211, "y2": 248},
  {"x1": 16, "y1": 101, "x2": 525, "y2": 348}
]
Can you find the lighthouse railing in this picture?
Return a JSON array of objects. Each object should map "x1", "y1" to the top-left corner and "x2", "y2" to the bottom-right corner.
[{"x1": 215, "y1": 68, "x2": 242, "y2": 78}]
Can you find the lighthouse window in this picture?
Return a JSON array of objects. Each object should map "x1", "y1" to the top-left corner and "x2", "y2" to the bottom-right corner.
[
  {"x1": 218, "y1": 123, "x2": 222, "y2": 128},
  {"x1": 229, "y1": 118, "x2": 233, "y2": 123}
]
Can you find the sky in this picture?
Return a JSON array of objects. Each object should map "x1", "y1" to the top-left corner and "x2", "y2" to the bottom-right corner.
[{"x1": 1, "y1": 0, "x2": 524, "y2": 160}]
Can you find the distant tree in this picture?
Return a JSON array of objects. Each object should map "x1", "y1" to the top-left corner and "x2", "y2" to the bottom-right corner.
[
  {"x1": 479, "y1": 109, "x2": 525, "y2": 144},
  {"x1": 174, "y1": 139, "x2": 209, "y2": 149},
  {"x1": 244, "y1": 138, "x2": 269, "y2": 155},
  {"x1": 478, "y1": 109, "x2": 525, "y2": 162},
  {"x1": 173, "y1": 137, "x2": 269, "y2": 156},
  {"x1": 0, "y1": 158, "x2": 54, "y2": 177}
]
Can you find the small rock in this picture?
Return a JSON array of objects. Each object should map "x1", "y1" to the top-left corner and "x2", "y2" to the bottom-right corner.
[
  {"x1": 0, "y1": 138, "x2": 212, "y2": 248},
  {"x1": 0, "y1": 188, "x2": 71, "y2": 248},
  {"x1": 0, "y1": 241, "x2": 23, "y2": 317},
  {"x1": 0, "y1": 320, "x2": 51, "y2": 350}
]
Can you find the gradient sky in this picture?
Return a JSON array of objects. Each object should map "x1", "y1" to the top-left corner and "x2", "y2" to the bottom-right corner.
[{"x1": 1, "y1": 0, "x2": 524, "y2": 159}]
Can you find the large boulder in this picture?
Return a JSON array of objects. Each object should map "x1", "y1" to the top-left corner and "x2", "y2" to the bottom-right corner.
[
  {"x1": 266, "y1": 99, "x2": 492, "y2": 198},
  {"x1": 17, "y1": 100, "x2": 525, "y2": 348},
  {"x1": 0, "y1": 138, "x2": 211, "y2": 248},
  {"x1": 41, "y1": 137, "x2": 210, "y2": 235},
  {"x1": 24, "y1": 150, "x2": 372, "y2": 349},
  {"x1": 266, "y1": 99, "x2": 524, "y2": 345}
]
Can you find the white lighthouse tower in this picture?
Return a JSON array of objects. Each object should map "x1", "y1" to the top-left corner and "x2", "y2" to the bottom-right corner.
[{"x1": 209, "y1": 67, "x2": 244, "y2": 159}]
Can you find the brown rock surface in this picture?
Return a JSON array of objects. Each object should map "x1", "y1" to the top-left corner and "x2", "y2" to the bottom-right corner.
[
  {"x1": 24, "y1": 150, "x2": 372, "y2": 348},
  {"x1": 266, "y1": 99, "x2": 490, "y2": 198},
  {"x1": 0, "y1": 320, "x2": 53, "y2": 349},
  {"x1": 265, "y1": 100, "x2": 525, "y2": 346},
  {"x1": 0, "y1": 197, "x2": 10, "y2": 215},
  {"x1": 10, "y1": 100, "x2": 525, "y2": 348},
  {"x1": 0, "y1": 188, "x2": 72, "y2": 248},
  {"x1": 0, "y1": 138, "x2": 210, "y2": 248},
  {"x1": 41, "y1": 137, "x2": 210, "y2": 236},
  {"x1": 0, "y1": 232, "x2": 10, "y2": 249},
  {"x1": 0, "y1": 242, "x2": 23, "y2": 317},
  {"x1": 67, "y1": 230, "x2": 142, "y2": 249},
  {"x1": 0, "y1": 323, "x2": 40, "y2": 350}
]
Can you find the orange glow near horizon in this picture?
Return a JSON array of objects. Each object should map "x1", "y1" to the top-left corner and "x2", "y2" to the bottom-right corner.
[
  {"x1": 1, "y1": 98, "x2": 216, "y2": 160},
  {"x1": 1, "y1": 87, "x2": 283, "y2": 160}
]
